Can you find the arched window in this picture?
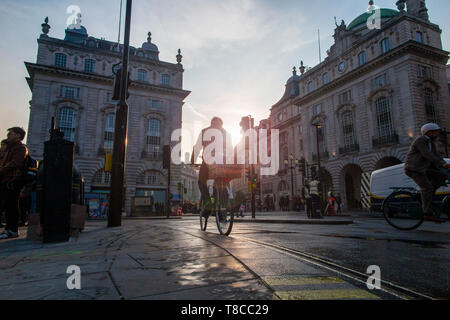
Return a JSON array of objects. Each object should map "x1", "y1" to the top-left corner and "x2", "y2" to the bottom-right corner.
[
  {"x1": 146, "y1": 118, "x2": 161, "y2": 157},
  {"x1": 55, "y1": 53, "x2": 67, "y2": 67},
  {"x1": 322, "y1": 73, "x2": 329, "y2": 85},
  {"x1": 381, "y1": 38, "x2": 390, "y2": 54},
  {"x1": 358, "y1": 51, "x2": 367, "y2": 66},
  {"x1": 375, "y1": 97, "x2": 394, "y2": 138},
  {"x1": 424, "y1": 88, "x2": 437, "y2": 123},
  {"x1": 308, "y1": 81, "x2": 314, "y2": 93},
  {"x1": 104, "y1": 113, "x2": 115, "y2": 152},
  {"x1": 58, "y1": 107, "x2": 77, "y2": 142}
]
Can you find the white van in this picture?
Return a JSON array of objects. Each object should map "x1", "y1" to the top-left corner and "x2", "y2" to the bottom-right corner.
[{"x1": 369, "y1": 159, "x2": 450, "y2": 212}]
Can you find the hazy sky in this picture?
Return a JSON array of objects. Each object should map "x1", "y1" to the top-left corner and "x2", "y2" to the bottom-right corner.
[{"x1": 0, "y1": 0, "x2": 449, "y2": 151}]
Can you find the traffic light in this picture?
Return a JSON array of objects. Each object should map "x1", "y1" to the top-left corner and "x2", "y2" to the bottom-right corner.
[
  {"x1": 311, "y1": 166, "x2": 317, "y2": 178},
  {"x1": 112, "y1": 66, "x2": 131, "y2": 101}
]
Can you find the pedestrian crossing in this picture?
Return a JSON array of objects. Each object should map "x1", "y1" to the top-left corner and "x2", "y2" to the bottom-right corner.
[{"x1": 263, "y1": 276, "x2": 380, "y2": 300}]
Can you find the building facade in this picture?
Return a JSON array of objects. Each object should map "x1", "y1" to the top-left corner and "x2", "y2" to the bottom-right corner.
[
  {"x1": 25, "y1": 18, "x2": 190, "y2": 215},
  {"x1": 266, "y1": 0, "x2": 450, "y2": 211}
]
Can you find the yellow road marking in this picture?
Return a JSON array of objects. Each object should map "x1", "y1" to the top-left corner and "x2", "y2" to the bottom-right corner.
[
  {"x1": 276, "y1": 289, "x2": 380, "y2": 300},
  {"x1": 264, "y1": 276, "x2": 344, "y2": 286}
]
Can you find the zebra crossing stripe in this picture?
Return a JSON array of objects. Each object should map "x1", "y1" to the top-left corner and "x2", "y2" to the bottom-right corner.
[
  {"x1": 264, "y1": 276, "x2": 380, "y2": 300},
  {"x1": 360, "y1": 172, "x2": 371, "y2": 209},
  {"x1": 276, "y1": 289, "x2": 379, "y2": 300}
]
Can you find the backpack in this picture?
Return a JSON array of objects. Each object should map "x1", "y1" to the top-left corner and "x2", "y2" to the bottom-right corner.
[{"x1": 22, "y1": 154, "x2": 39, "y2": 184}]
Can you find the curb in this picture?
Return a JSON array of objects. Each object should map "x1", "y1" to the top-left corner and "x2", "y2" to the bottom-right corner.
[{"x1": 233, "y1": 218, "x2": 354, "y2": 225}]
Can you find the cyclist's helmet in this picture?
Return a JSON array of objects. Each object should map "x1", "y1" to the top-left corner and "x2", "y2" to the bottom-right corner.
[{"x1": 421, "y1": 123, "x2": 441, "y2": 135}]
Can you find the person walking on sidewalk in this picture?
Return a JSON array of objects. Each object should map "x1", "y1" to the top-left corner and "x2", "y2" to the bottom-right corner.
[
  {"x1": 302, "y1": 180, "x2": 312, "y2": 219},
  {"x1": 0, "y1": 127, "x2": 28, "y2": 240}
]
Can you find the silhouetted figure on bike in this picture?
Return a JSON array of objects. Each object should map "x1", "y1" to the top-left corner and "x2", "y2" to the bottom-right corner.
[{"x1": 404, "y1": 123, "x2": 450, "y2": 222}]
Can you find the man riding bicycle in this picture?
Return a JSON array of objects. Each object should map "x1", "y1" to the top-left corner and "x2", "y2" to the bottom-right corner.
[
  {"x1": 191, "y1": 117, "x2": 233, "y2": 214},
  {"x1": 404, "y1": 123, "x2": 450, "y2": 222}
]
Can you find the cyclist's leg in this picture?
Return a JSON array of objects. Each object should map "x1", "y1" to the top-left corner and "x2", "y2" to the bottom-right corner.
[
  {"x1": 198, "y1": 163, "x2": 211, "y2": 214},
  {"x1": 406, "y1": 170, "x2": 434, "y2": 215}
]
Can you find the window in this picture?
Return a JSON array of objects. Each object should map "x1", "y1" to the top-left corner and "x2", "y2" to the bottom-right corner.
[
  {"x1": 92, "y1": 170, "x2": 111, "y2": 185},
  {"x1": 375, "y1": 97, "x2": 394, "y2": 138},
  {"x1": 424, "y1": 88, "x2": 437, "y2": 123},
  {"x1": 416, "y1": 31, "x2": 423, "y2": 43},
  {"x1": 418, "y1": 65, "x2": 429, "y2": 78},
  {"x1": 381, "y1": 38, "x2": 390, "y2": 54},
  {"x1": 299, "y1": 139, "x2": 303, "y2": 151},
  {"x1": 339, "y1": 90, "x2": 352, "y2": 104},
  {"x1": 342, "y1": 111, "x2": 355, "y2": 147},
  {"x1": 322, "y1": 73, "x2": 329, "y2": 85},
  {"x1": 146, "y1": 118, "x2": 161, "y2": 156},
  {"x1": 58, "y1": 107, "x2": 77, "y2": 142},
  {"x1": 60, "y1": 85, "x2": 80, "y2": 99},
  {"x1": 298, "y1": 125, "x2": 303, "y2": 134},
  {"x1": 151, "y1": 100, "x2": 164, "y2": 111},
  {"x1": 313, "y1": 104, "x2": 322, "y2": 115},
  {"x1": 358, "y1": 51, "x2": 367, "y2": 66},
  {"x1": 308, "y1": 81, "x2": 314, "y2": 93},
  {"x1": 84, "y1": 59, "x2": 96, "y2": 72},
  {"x1": 55, "y1": 53, "x2": 67, "y2": 67},
  {"x1": 161, "y1": 74, "x2": 170, "y2": 86},
  {"x1": 104, "y1": 114, "x2": 115, "y2": 152},
  {"x1": 138, "y1": 69, "x2": 148, "y2": 82},
  {"x1": 105, "y1": 91, "x2": 112, "y2": 102},
  {"x1": 372, "y1": 74, "x2": 387, "y2": 89}
]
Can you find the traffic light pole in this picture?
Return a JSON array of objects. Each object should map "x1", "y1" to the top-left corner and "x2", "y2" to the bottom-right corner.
[
  {"x1": 251, "y1": 165, "x2": 256, "y2": 219},
  {"x1": 166, "y1": 162, "x2": 171, "y2": 218},
  {"x1": 108, "y1": 0, "x2": 132, "y2": 227}
]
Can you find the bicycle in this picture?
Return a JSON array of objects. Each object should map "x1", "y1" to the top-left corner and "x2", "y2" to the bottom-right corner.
[
  {"x1": 382, "y1": 170, "x2": 450, "y2": 230},
  {"x1": 192, "y1": 164, "x2": 241, "y2": 236}
]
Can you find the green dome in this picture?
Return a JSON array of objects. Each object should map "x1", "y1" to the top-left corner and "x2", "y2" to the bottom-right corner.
[{"x1": 347, "y1": 8, "x2": 399, "y2": 30}]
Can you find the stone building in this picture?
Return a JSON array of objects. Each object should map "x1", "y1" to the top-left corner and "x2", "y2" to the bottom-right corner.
[
  {"x1": 25, "y1": 18, "x2": 190, "y2": 215},
  {"x1": 266, "y1": 0, "x2": 450, "y2": 211}
]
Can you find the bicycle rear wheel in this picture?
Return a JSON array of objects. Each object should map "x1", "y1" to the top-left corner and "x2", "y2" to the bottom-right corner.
[{"x1": 382, "y1": 191, "x2": 424, "y2": 230}]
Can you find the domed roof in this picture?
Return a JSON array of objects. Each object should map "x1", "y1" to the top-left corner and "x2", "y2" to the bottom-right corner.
[
  {"x1": 347, "y1": 8, "x2": 399, "y2": 31},
  {"x1": 286, "y1": 67, "x2": 300, "y2": 84},
  {"x1": 142, "y1": 32, "x2": 159, "y2": 53}
]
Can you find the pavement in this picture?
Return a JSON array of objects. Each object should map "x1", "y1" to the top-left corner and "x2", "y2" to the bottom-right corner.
[{"x1": 0, "y1": 211, "x2": 386, "y2": 301}]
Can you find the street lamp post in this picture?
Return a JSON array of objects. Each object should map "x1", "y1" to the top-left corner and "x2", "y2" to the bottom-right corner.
[
  {"x1": 109, "y1": 0, "x2": 132, "y2": 227},
  {"x1": 313, "y1": 123, "x2": 325, "y2": 214},
  {"x1": 284, "y1": 154, "x2": 300, "y2": 211}
]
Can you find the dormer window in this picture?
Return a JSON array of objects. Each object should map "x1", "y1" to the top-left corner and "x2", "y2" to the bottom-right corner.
[
  {"x1": 55, "y1": 53, "x2": 67, "y2": 67},
  {"x1": 161, "y1": 74, "x2": 170, "y2": 86},
  {"x1": 84, "y1": 59, "x2": 96, "y2": 72}
]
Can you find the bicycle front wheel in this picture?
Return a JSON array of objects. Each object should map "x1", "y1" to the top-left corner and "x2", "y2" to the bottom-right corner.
[
  {"x1": 216, "y1": 209, "x2": 234, "y2": 236},
  {"x1": 382, "y1": 191, "x2": 424, "y2": 230}
]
